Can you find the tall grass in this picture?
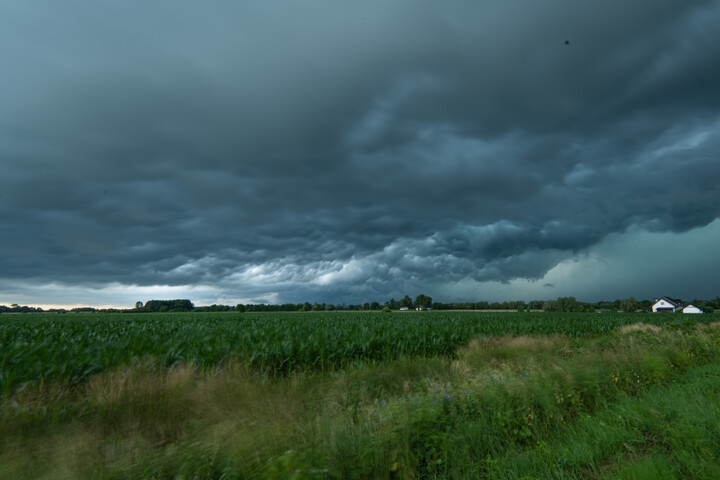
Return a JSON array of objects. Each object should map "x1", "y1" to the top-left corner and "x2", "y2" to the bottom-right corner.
[{"x1": 2, "y1": 321, "x2": 720, "y2": 478}]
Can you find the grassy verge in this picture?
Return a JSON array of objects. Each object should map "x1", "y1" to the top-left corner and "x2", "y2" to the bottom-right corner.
[
  {"x1": 2, "y1": 322, "x2": 720, "y2": 478},
  {"x1": 484, "y1": 358, "x2": 720, "y2": 479}
]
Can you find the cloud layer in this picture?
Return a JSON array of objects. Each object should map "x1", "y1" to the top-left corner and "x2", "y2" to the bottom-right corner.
[{"x1": 2, "y1": 1, "x2": 719, "y2": 306}]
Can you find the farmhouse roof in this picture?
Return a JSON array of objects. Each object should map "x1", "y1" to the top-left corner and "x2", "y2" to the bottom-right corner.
[{"x1": 655, "y1": 296, "x2": 682, "y2": 307}]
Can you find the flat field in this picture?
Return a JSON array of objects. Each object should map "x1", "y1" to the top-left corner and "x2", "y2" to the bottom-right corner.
[
  {"x1": 2, "y1": 311, "x2": 719, "y2": 479},
  {"x1": 0, "y1": 311, "x2": 688, "y2": 390}
]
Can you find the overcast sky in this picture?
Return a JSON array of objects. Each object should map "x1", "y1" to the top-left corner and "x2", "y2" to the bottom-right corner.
[{"x1": 2, "y1": 1, "x2": 720, "y2": 308}]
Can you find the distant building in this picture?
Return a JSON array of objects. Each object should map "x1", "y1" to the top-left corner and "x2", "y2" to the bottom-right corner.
[
  {"x1": 399, "y1": 307, "x2": 409, "y2": 311},
  {"x1": 651, "y1": 297, "x2": 682, "y2": 313},
  {"x1": 682, "y1": 304, "x2": 703, "y2": 314}
]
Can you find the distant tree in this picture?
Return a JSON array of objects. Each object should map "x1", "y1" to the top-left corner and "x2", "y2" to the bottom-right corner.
[
  {"x1": 619, "y1": 297, "x2": 639, "y2": 313},
  {"x1": 72, "y1": 307, "x2": 96, "y2": 313},
  {"x1": 415, "y1": 294, "x2": 432, "y2": 309},
  {"x1": 595, "y1": 300, "x2": 616, "y2": 311},
  {"x1": 528, "y1": 300, "x2": 543, "y2": 311},
  {"x1": 235, "y1": 304, "x2": 245, "y2": 312},
  {"x1": 370, "y1": 301, "x2": 380, "y2": 310},
  {"x1": 556, "y1": 297, "x2": 578, "y2": 312},
  {"x1": 193, "y1": 304, "x2": 223, "y2": 312},
  {"x1": 174, "y1": 299, "x2": 194, "y2": 311},
  {"x1": 400, "y1": 295, "x2": 414, "y2": 309},
  {"x1": 543, "y1": 300, "x2": 559, "y2": 312},
  {"x1": 709, "y1": 297, "x2": 720, "y2": 309},
  {"x1": 143, "y1": 299, "x2": 194, "y2": 312},
  {"x1": 543, "y1": 297, "x2": 579, "y2": 312},
  {"x1": 135, "y1": 301, "x2": 144, "y2": 309}
]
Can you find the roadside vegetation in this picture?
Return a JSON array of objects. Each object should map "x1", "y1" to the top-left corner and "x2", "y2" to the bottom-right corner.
[{"x1": 2, "y1": 312, "x2": 720, "y2": 478}]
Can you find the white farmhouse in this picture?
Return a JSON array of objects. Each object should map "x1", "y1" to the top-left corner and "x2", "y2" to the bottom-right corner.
[
  {"x1": 651, "y1": 297, "x2": 682, "y2": 313},
  {"x1": 682, "y1": 304, "x2": 703, "y2": 314}
]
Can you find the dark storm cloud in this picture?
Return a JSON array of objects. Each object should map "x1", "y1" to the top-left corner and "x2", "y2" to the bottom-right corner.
[{"x1": 2, "y1": 0, "x2": 720, "y2": 304}]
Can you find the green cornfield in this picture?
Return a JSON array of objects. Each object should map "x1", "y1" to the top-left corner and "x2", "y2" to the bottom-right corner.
[{"x1": 0, "y1": 311, "x2": 698, "y2": 392}]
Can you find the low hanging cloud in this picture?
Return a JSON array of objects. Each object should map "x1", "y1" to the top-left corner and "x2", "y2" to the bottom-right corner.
[{"x1": 1, "y1": 0, "x2": 720, "y2": 306}]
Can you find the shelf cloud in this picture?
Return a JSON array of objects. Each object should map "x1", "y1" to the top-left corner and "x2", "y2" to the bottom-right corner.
[{"x1": 2, "y1": 0, "x2": 719, "y2": 306}]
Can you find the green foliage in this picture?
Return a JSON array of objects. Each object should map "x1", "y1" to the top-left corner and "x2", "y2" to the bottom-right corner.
[
  {"x1": 0, "y1": 311, "x2": 704, "y2": 392},
  {"x1": 557, "y1": 296, "x2": 578, "y2": 312},
  {"x1": 261, "y1": 450, "x2": 329, "y2": 479},
  {"x1": 542, "y1": 300, "x2": 558, "y2": 312},
  {"x1": 543, "y1": 297, "x2": 580, "y2": 312},
  {"x1": 141, "y1": 299, "x2": 194, "y2": 312},
  {"x1": 400, "y1": 295, "x2": 414, "y2": 309},
  {"x1": 415, "y1": 294, "x2": 433, "y2": 309},
  {"x1": 481, "y1": 353, "x2": 720, "y2": 479},
  {"x1": 3, "y1": 322, "x2": 720, "y2": 479},
  {"x1": 619, "y1": 297, "x2": 640, "y2": 312}
]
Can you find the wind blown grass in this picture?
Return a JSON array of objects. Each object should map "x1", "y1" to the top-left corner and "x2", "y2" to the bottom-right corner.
[{"x1": 2, "y1": 318, "x2": 719, "y2": 478}]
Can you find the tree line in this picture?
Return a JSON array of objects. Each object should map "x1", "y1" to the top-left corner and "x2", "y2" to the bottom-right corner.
[{"x1": 3, "y1": 295, "x2": 718, "y2": 314}]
